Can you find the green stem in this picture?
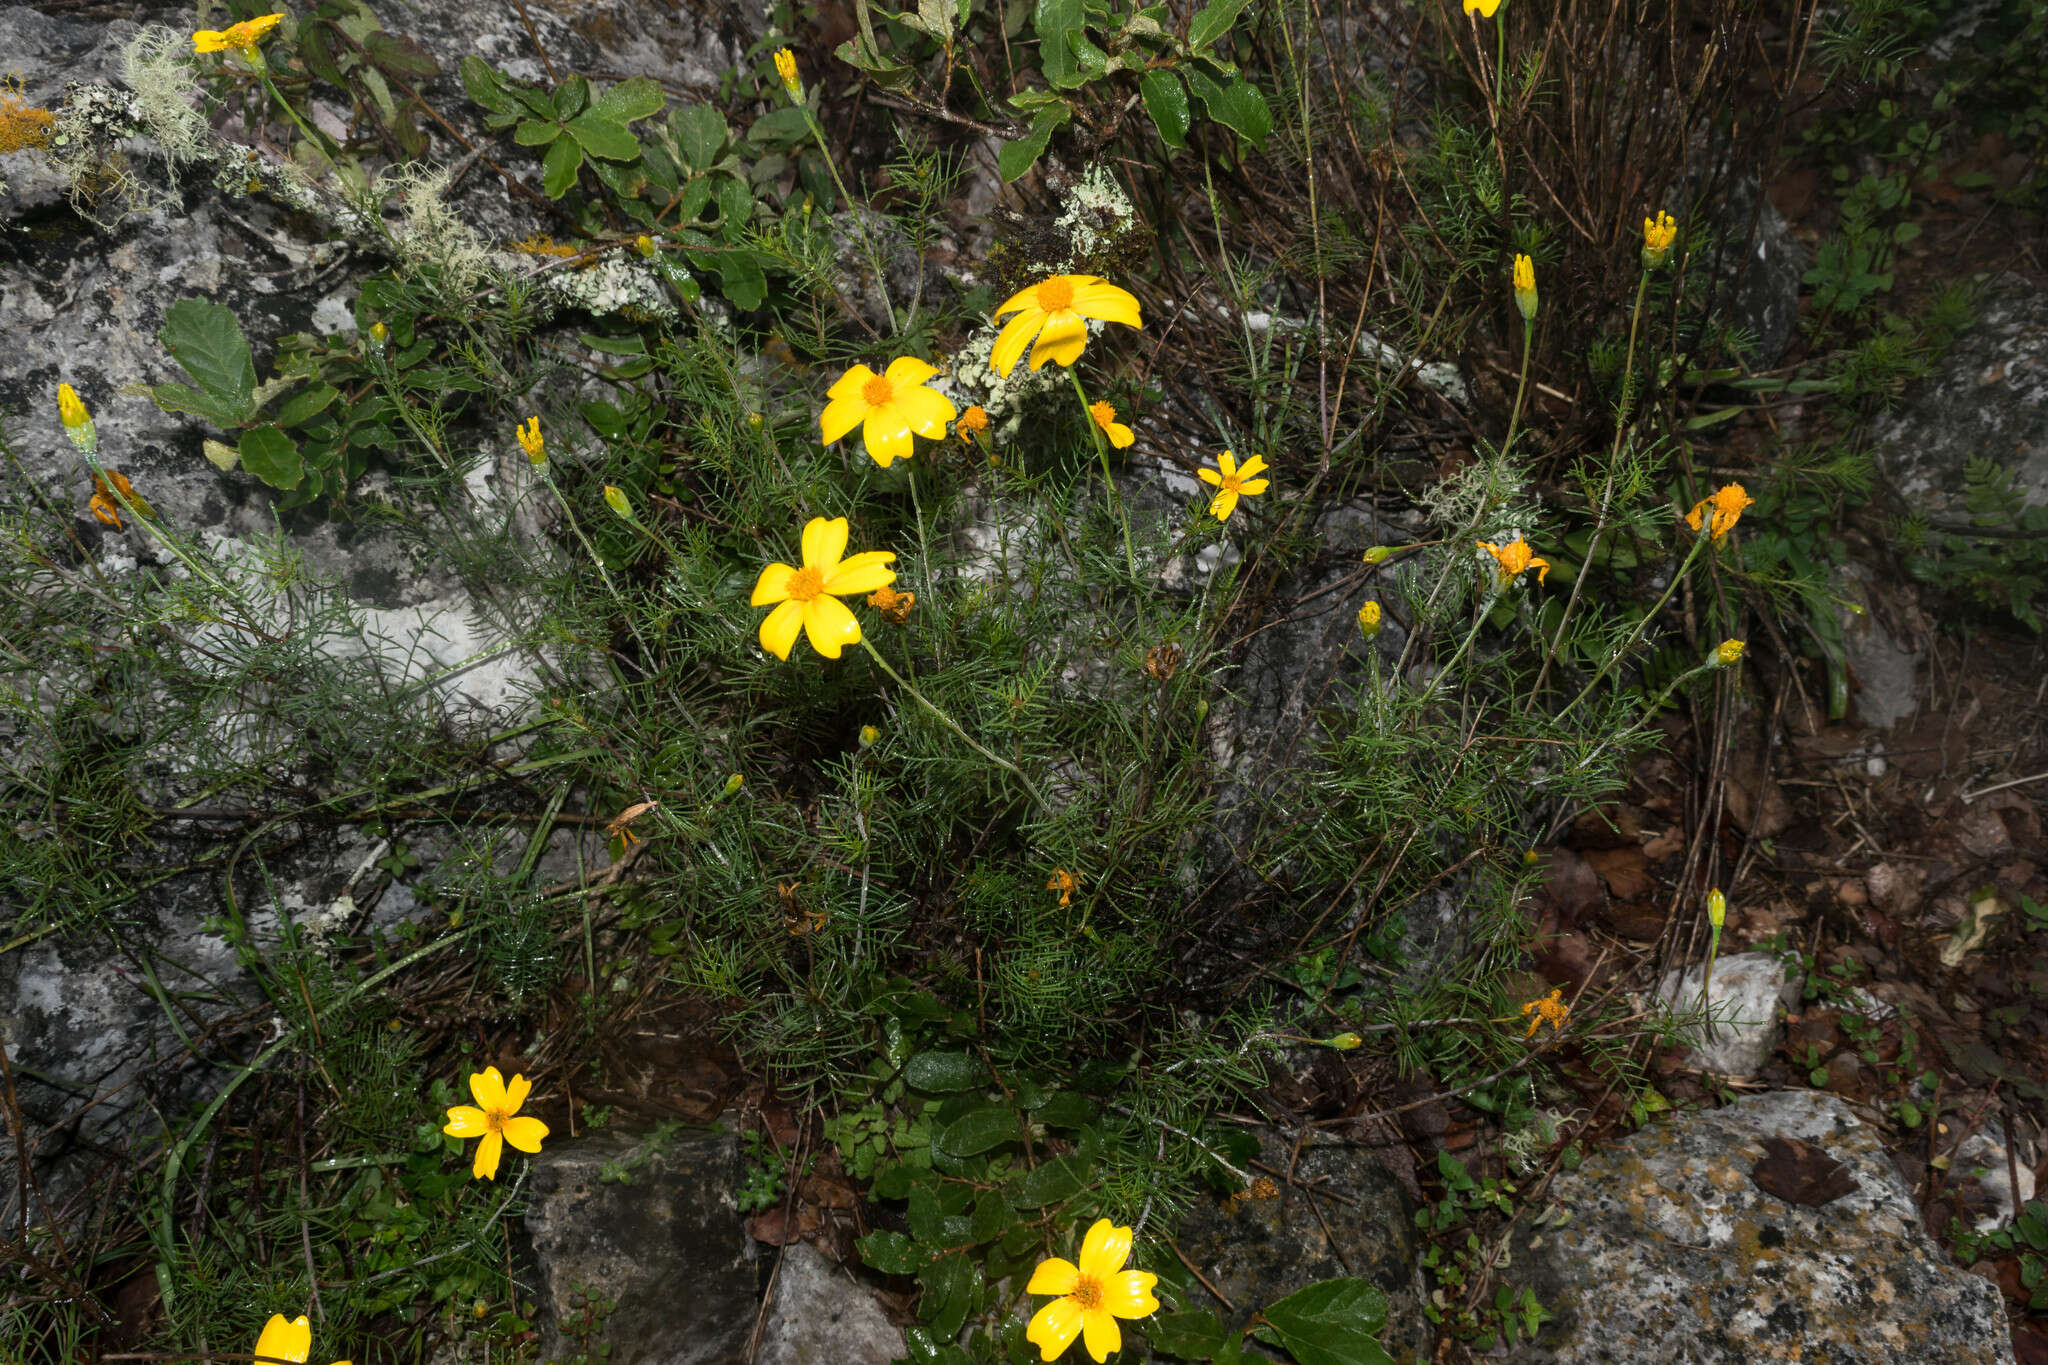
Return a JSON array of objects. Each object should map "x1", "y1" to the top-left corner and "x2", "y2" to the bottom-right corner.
[
  {"x1": 1068, "y1": 368, "x2": 1136, "y2": 577},
  {"x1": 858, "y1": 637, "x2": 1048, "y2": 813},
  {"x1": 537, "y1": 467, "x2": 656, "y2": 660},
  {"x1": 1561, "y1": 534, "x2": 1709, "y2": 718},
  {"x1": 259, "y1": 68, "x2": 340, "y2": 165},
  {"x1": 1500, "y1": 318, "x2": 1535, "y2": 458}
]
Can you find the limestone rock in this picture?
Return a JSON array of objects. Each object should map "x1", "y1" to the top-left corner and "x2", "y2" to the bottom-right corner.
[
  {"x1": 1653, "y1": 951, "x2": 1800, "y2": 1078},
  {"x1": 1174, "y1": 1128, "x2": 1428, "y2": 1364},
  {"x1": 758, "y1": 1243, "x2": 904, "y2": 1365},
  {"x1": 1874, "y1": 282, "x2": 2048, "y2": 518},
  {"x1": 1503, "y1": 1090, "x2": 2017, "y2": 1365},
  {"x1": 519, "y1": 1124, "x2": 758, "y2": 1365}
]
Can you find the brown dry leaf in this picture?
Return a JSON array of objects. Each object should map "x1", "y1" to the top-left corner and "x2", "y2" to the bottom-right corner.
[
  {"x1": 1539, "y1": 846, "x2": 1605, "y2": 925},
  {"x1": 1584, "y1": 846, "x2": 1653, "y2": 901},
  {"x1": 1751, "y1": 1136, "x2": 1861, "y2": 1206}
]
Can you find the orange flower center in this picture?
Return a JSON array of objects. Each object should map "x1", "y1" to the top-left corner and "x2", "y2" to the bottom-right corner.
[
  {"x1": 1069, "y1": 1274, "x2": 1103, "y2": 1311},
  {"x1": 1090, "y1": 401, "x2": 1116, "y2": 429},
  {"x1": 1037, "y1": 277, "x2": 1075, "y2": 311},
  {"x1": 787, "y1": 566, "x2": 826, "y2": 602},
  {"x1": 485, "y1": 1108, "x2": 507, "y2": 1134},
  {"x1": 1218, "y1": 472, "x2": 1243, "y2": 494},
  {"x1": 862, "y1": 375, "x2": 895, "y2": 407}
]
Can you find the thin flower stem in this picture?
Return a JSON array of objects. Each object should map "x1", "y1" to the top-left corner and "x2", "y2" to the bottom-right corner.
[
  {"x1": 259, "y1": 68, "x2": 338, "y2": 164},
  {"x1": 1068, "y1": 368, "x2": 1136, "y2": 577},
  {"x1": 858, "y1": 636, "x2": 1048, "y2": 813},
  {"x1": 537, "y1": 468, "x2": 655, "y2": 658},
  {"x1": 1501, "y1": 317, "x2": 1535, "y2": 458},
  {"x1": 1560, "y1": 534, "x2": 1708, "y2": 718}
]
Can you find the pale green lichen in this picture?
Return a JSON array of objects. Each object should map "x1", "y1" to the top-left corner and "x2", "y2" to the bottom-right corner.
[
  {"x1": 379, "y1": 165, "x2": 495, "y2": 302},
  {"x1": 122, "y1": 25, "x2": 209, "y2": 166}
]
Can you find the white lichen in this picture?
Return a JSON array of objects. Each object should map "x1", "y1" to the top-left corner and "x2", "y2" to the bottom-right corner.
[
  {"x1": 121, "y1": 26, "x2": 209, "y2": 166},
  {"x1": 1053, "y1": 162, "x2": 1138, "y2": 263}
]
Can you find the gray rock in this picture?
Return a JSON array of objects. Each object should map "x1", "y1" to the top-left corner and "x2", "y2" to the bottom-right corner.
[
  {"x1": 1874, "y1": 282, "x2": 2048, "y2": 518},
  {"x1": 758, "y1": 1242, "x2": 904, "y2": 1365},
  {"x1": 1174, "y1": 1128, "x2": 1429, "y2": 1364},
  {"x1": 1653, "y1": 951, "x2": 1800, "y2": 1078},
  {"x1": 519, "y1": 1124, "x2": 758, "y2": 1365},
  {"x1": 1502, "y1": 1090, "x2": 2016, "y2": 1365}
]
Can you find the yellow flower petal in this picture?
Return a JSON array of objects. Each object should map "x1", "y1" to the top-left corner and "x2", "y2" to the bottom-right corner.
[
  {"x1": 752, "y1": 561, "x2": 797, "y2": 606},
  {"x1": 1105, "y1": 421, "x2": 1134, "y2": 449},
  {"x1": 442, "y1": 1105, "x2": 489, "y2": 1138},
  {"x1": 1027, "y1": 1297, "x2": 1084, "y2": 1362},
  {"x1": 1210, "y1": 489, "x2": 1240, "y2": 521},
  {"x1": 802, "y1": 593, "x2": 862, "y2": 659},
  {"x1": 884, "y1": 355, "x2": 940, "y2": 386},
  {"x1": 802, "y1": 516, "x2": 850, "y2": 572},
  {"x1": 502, "y1": 1114, "x2": 549, "y2": 1154},
  {"x1": 989, "y1": 310, "x2": 1043, "y2": 378},
  {"x1": 254, "y1": 1314, "x2": 312, "y2": 1365},
  {"x1": 863, "y1": 408, "x2": 916, "y2": 467},
  {"x1": 1102, "y1": 1269, "x2": 1160, "y2": 1318},
  {"x1": 472, "y1": 1129, "x2": 504, "y2": 1181},
  {"x1": 1070, "y1": 281, "x2": 1143, "y2": 328},
  {"x1": 759, "y1": 599, "x2": 805, "y2": 660},
  {"x1": 893, "y1": 383, "x2": 957, "y2": 438},
  {"x1": 1077, "y1": 1220, "x2": 1132, "y2": 1278},
  {"x1": 1238, "y1": 478, "x2": 1270, "y2": 495},
  {"x1": 469, "y1": 1067, "x2": 507, "y2": 1113},
  {"x1": 1028, "y1": 317, "x2": 1089, "y2": 370},
  {"x1": 503, "y1": 1073, "x2": 531, "y2": 1114},
  {"x1": 824, "y1": 551, "x2": 898, "y2": 597},
  {"x1": 827, "y1": 363, "x2": 878, "y2": 400},
  {"x1": 1026, "y1": 1257, "x2": 1082, "y2": 1296},
  {"x1": 1215, "y1": 450, "x2": 1237, "y2": 479},
  {"x1": 994, "y1": 283, "x2": 1045, "y2": 318},
  {"x1": 820, "y1": 393, "x2": 868, "y2": 446},
  {"x1": 1234, "y1": 454, "x2": 1268, "y2": 478},
  {"x1": 191, "y1": 28, "x2": 232, "y2": 52},
  {"x1": 1197, "y1": 467, "x2": 1223, "y2": 487},
  {"x1": 1081, "y1": 1309, "x2": 1121, "y2": 1364}
]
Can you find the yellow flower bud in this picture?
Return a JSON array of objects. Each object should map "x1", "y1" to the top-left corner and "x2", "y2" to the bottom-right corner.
[
  {"x1": 604, "y1": 485, "x2": 635, "y2": 520},
  {"x1": 773, "y1": 47, "x2": 802, "y2": 101},
  {"x1": 1708, "y1": 888, "x2": 1726, "y2": 929},
  {"x1": 634, "y1": 234, "x2": 656, "y2": 258},
  {"x1": 56, "y1": 383, "x2": 97, "y2": 455},
  {"x1": 516, "y1": 416, "x2": 545, "y2": 464},
  {"x1": 723, "y1": 772, "x2": 745, "y2": 796},
  {"x1": 1361, "y1": 545, "x2": 1393, "y2": 565},
  {"x1": 858, "y1": 724, "x2": 880, "y2": 747},
  {"x1": 1641, "y1": 211, "x2": 1678, "y2": 270},
  {"x1": 1512, "y1": 253, "x2": 1538, "y2": 322},
  {"x1": 748, "y1": 411, "x2": 765, "y2": 430},
  {"x1": 1326, "y1": 1031, "x2": 1363, "y2": 1051},
  {"x1": 1357, "y1": 600, "x2": 1382, "y2": 641},
  {"x1": 369, "y1": 321, "x2": 387, "y2": 345},
  {"x1": 1713, "y1": 638, "x2": 1745, "y2": 668},
  {"x1": 1522, "y1": 848, "x2": 1540, "y2": 867}
]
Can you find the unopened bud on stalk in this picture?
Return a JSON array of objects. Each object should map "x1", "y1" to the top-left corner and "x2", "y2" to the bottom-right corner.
[{"x1": 1708, "y1": 888, "x2": 1726, "y2": 929}]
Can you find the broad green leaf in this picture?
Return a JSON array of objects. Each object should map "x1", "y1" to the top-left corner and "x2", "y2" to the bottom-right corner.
[
  {"x1": 149, "y1": 382, "x2": 247, "y2": 430},
  {"x1": 747, "y1": 105, "x2": 811, "y2": 148},
  {"x1": 1185, "y1": 66, "x2": 1271, "y2": 144},
  {"x1": 459, "y1": 55, "x2": 513, "y2": 111},
  {"x1": 903, "y1": 1050, "x2": 987, "y2": 1093},
  {"x1": 566, "y1": 113, "x2": 641, "y2": 161},
  {"x1": 1187, "y1": 0, "x2": 1250, "y2": 50},
  {"x1": 514, "y1": 118, "x2": 560, "y2": 146},
  {"x1": 591, "y1": 75, "x2": 666, "y2": 124},
  {"x1": 1031, "y1": 1091, "x2": 1097, "y2": 1130},
  {"x1": 918, "y1": 1254, "x2": 977, "y2": 1340},
  {"x1": 541, "y1": 135, "x2": 584, "y2": 197},
  {"x1": 1013, "y1": 1154, "x2": 1087, "y2": 1208},
  {"x1": 552, "y1": 75, "x2": 590, "y2": 119},
  {"x1": 237, "y1": 426, "x2": 304, "y2": 490},
  {"x1": 1256, "y1": 1279, "x2": 1394, "y2": 1365},
  {"x1": 998, "y1": 106, "x2": 1069, "y2": 183},
  {"x1": 1034, "y1": 0, "x2": 1086, "y2": 88},
  {"x1": 1147, "y1": 1311, "x2": 1231, "y2": 1359},
  {"x1": 158, "y1": 299, "x2": 256, "y2": 421},
  {"x1": 273, "y1": 382, "x2": 339, "y2": 427},
  {"x1": 936, "y1": 1106, "x2": 1019, "y2": 1158},
  {"x1": 362, "y1": 30, "x2": 438, "y2": 78},
  {"x1": 858, "y1": 1229, "x2": 922, "y2": 1274},
  {"x1": 671, "y1": 102, "x2": 727, "y2": 172},
  {"x1": 1139, "y1": 68, "x2": 1190, "y2": 148},
  {"x1": 578, "y1": 332, "x2": 647, "y2": 356},
  {"x1": 714, "y1": 249, "x2": 767, "y2": 309}
]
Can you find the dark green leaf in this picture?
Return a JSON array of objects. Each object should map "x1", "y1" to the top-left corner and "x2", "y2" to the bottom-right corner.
[
  {"x1": 1138, "y1": 68, "x2": 1190, "y2": 148},
  {"x1": 566, "y1": 113, "x2": 641, "y2": 161},
  {"x1": 1187, "y1": 0, "x2": 1250, "y2": 50},
  {"x1": 238, "y1": 426, "x2": 304, "y2": 490},
  {"x1": 918, "y1": 1254, "x2": 977, "y2": 1340},
  {"x1": 1256, "y1": 1278, "x2": 1394, "y2": 1365},
  {"x1": 936, "y1": 1106, "x2": 1019, "y2": 1158},
  {"x1": 1033, "y1": 0, "x2": 1086, "y2": 88},
  {"x1": 858, "y1": 1230, "x2": 922, "y2": 1274},
  {"x1": 1031, "y1": 1091, "x2": 1097, "y2": 1130},
  {"x1": 591, "y1": 75, "x2": 666, "y2": 124},
  {"x1": 273, "y1": 382, "x2": 339, "y2": 427},
  {"x1": 158, "y1": 299, "x2": 256, "y2": 421},
  {"x1": 713, "y1": 250, "x2": 767, "y2": 310},
  {"x1": 459, "y1": 55, "x2": 514, "y2": 112},
  {"x1": 1147, "y1": 1311, "x2": 1231, "y2": 1359},
  {"x1": 671, "y1": 102, "x2": 727, "y2": 171},
  {"x1": 552, "y1": 75, "x2": 589, "y2": 119},
  {"x1": 542, "y1": 135, "x2": 584, "y2": 197},
  {"x1": 998, "y1": 106, "x2": 1069, "y2": 183},
  {"x1": 1013, "y1": 1154, "x2": 1087, "y2": 1208},
  {"x1": 363, "y1": 31, "x2": 438, "y2": 79},
  {"x1": 299, "y1": 24, "x2": 345, "y2": 88},
  {"x1": 1184, "y1": 66, "x2": 1272, "y2": 145},
  {"x1": 149, "y1": 382, "x2": 247, "y2": 429},
  {"x1": 747, "y1": 105, "x2": 811, "y2": 149},
  {"x1": 904, "y1": 1051, "x2": 987, "y2": 1094},
  {"x1": 514, "y1": 118, "x2": 560, "y2": 146}
]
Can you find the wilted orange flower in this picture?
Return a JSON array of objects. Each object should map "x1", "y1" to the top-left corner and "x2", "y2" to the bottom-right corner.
[
  {"x1": 0, "y1": 85, "x2": 56, "y2": 156},
  {"x1": 956, "y1": 405, "x2": 989, "y2": 439},
  {"x1": 1089, "y1": 401, "x2": 1134, "y2": 449},
  {"x1": 1520, "y1": 988, "x2": 1569, "y2": 1038},
  {"x1": 606, "y1": 800, "x2": 658, "y2": 846},
  {"x1": 1685, "y1": 483, "x2": 1754, "y2": 541},
  {"x1": 88, "y1": 471, "x2": 152, "y2": 528},
  {"x1": 1477, "y1": 536, "x2": 1549, "y2": 587},
  {"x1": 867, "y1": 584, "x2": 916, "y2": 624},
  {"x1": 1047, "y1": 869, "x2": 1077, "y2": 907}
]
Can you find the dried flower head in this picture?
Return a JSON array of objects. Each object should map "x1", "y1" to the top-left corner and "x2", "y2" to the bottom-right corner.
[
  {"x1": 1047, "y1": 869, "x2": 1077, "y2": 908},
  {"x1": 1143, "y1": 643, "x2": 1183, "y2": 682},
  {"x1": 1520, "y1": 987, "x2": 1569, "y2": 1038},
  {"x1": 1685, "y1": 483, "x2": 1754, "y2": 542},
  {"x1": 867, "y1": 583, "x2": 916, "y2": 624}
]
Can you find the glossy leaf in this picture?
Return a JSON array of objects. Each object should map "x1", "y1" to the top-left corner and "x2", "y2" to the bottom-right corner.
[{"x1": 1139, "y1": 68, "x2": 1190, "y2": 148}]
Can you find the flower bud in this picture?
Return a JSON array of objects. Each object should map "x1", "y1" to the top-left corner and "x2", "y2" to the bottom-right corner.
[
  {"x1": 56, "y1": 383, "x2": 98, "y2": 455},
  {"x1": 369, "y1": 320, "x2": 387, "y2": 345},
  {"x1": 858, "y1": 724, "x2": 880, "y2": 747},
  {"x1": 1512, "y1": 253, "x2": 1538, "y2": 322},
  {"x1": 723, "y1": 773, "x2": 745, "y2": 797},
  {"x1": 1712, "y1": 638, "x2": 1745, "y2": 668},
  {"x1": 1708, "y1": 888, "x2": 1726, "y2": 929},
  {"x1": 1641, "y1": 211, "x2": 1678, "y2": 270},
  {"x1": 604, "y1": 485, "x2": 635, "y2": 521},
  {"x1": 773, "y1": 47, "x2": 802, "y2": 101},
  {"x1": 1326, "y1": 1032, "x2": 1363, "y2": 1051},
  {"x1": 748, "y1": 411, "x2": 765, "y2": 430},
  {"x1": 1361, "y1": 545, "x2": 1393, "y2": 565},
  {"x1": 516, "y1": 416, "x2": 545, "y2": 464},
  {"x1": 1357, "y1": 600, "x2": 1382, "y2": 641},
  {"x1": 634, "y1": 234, "x2": 656, "y2": 258}
]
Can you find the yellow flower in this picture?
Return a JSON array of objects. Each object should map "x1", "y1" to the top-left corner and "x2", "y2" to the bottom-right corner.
[
  {"x1": 1520, "y1": 987, "x2": 1568, "y2": 1039},
  {"x1": 1197, "y1": 450, "x2": 1270, "y2": 522},
  {"x1": 868, "y1": 583, "x2": 916, "y2": 624},
  {"x1": 1713, "y1": 638, "x2": 1745, "y2": 667},
  {"x1": 1025, "y1": 1218, "x2": 1160, "y2": 1364},
  {"x1": 88, "y1": 471, "x2": 152, "y2": 528},
  {"x1": 442, "y1": 1066, "x2": 550, "y2": 1181},
  {"x1": 253, "y1": 1312, "x2": 351, "y2": 1365},
  {"x1": 1642, "y1": 210, "x2": 1678, "y2": 269},
  {"x1": 751, "y1": 516, "x2": 897, "y2": 660},
  {"x1": 1477, "y1": 536, "x2": 1549, "y2": 587},
  {"x1": 516, "y1": 416, "x2": 544, "y2": 463},
  {"x1": 820, "y1": 357, "x2": 957, "y2": 468},
  {"x1": 1357, "y1": 600, "x2": 1382, "y2": 640},
  {"x1": 1685, "y1": 482, "x2": 1754, "y2": 541},
  {"x1": 858, "y1": 724, "x2": 881, "y2": 747},
  {"x1": 57, "y1": 383, "x2": 89, "y2": 430},
  {"x1": 1463, "y1": 0, "x2": 1502, "y2": 15},
  {"x1": 773, "y1": 47, "x2": 802, "y2": 101},
  {"x1": 1511, "y1": 253, "x2": 1537, "y2": 321},
  {"x1": 192, "y1": 12, "x2": 284, "y2": 61},
  {"x1": 1708, "y1": 888, "x2": 1727, "y2": 929},
  {"x1": 1047, "y1": 869, "x2": 1077, "y2": 908},
  {"x1": 956, "y1": 405, "x2": 990, "y2": 440},
  {"x1": 990, "y1": 274, "x2": 1143, "y2": 377},
  {"x1": 1089, "y1": 401, "x2": 1134, "y2": 449},
  {"x1": 368, "y1": 321, "x2": 387, "y2": 346}
]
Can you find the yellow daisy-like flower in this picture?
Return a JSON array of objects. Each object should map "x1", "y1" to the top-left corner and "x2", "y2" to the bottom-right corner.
[
  {"x1": 1197, "y1": 450, "x2": 1270, "y2": 522},
  {"x1": 751, "y1": 516, "x2": 898, "y2": 661},
  {"x1": 192, "y1": 12, "x2": 284, "y2": 61},
  {"x1": 820, "y1": 357, "x2": 957, "y2": 468},
  {"x1": 990, "y1": 275, "x2": 1143, "y2": 377},
  {"x1": 1463, "y1": 0, "x2": 1502, "y2": 15},
  {"x1": 253, "y1": 1313, "x2": 351, "y2": 1365},
  {"x1": 1685, "y1": 482, "x2": 1754, "y2": 542},
  {"x1": 1642, "y1": 210, "x2": 1678, "y2": 269},
  {"x1": 1477, "y1": 536, "x2": 1549, "y2": 587},
  {"x1": 1024, "y1": 1219, "x2": 1160, "y2": 1364},
  {"x1": 442, "y1": 1066, "x2": 550, "y2": 1181},
  {"x1": 1511, "y1": 253, "x2": 1537, "y2": 321},
  {"x1": 1089, "y1": 401, "x2": 1134, "y2": 450},
  {"x1": 1520, "y1": 987, "x2": 1568, "y2": 1039},
  {"x1": 516, "y1": 416, "x2": 545, "y2": 464}
]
